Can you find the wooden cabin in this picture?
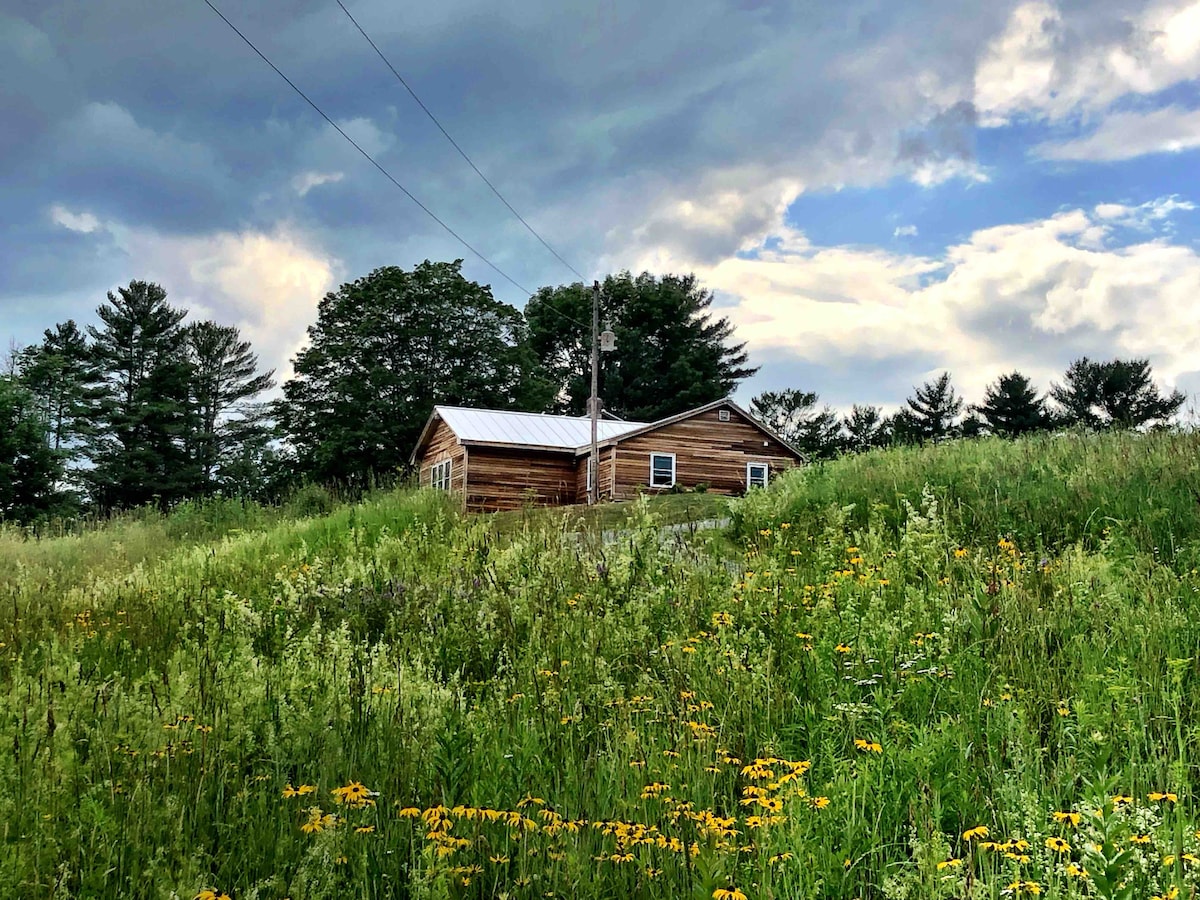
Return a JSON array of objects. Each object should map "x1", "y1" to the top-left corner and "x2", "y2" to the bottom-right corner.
[{"x1": 410, "y1": 398, "x2": 802, "y2": 512}]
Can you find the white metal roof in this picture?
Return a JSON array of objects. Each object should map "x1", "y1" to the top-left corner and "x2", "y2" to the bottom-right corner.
[{"x1": 435, "y1": 405, "x2": 647, "y2": 450}]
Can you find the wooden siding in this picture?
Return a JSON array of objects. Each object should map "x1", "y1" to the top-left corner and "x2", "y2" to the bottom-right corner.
[
  {"x1": 464, "y1": 447, "x2": 577, "y2": 512},
  {"x1": 611, "y1": 407, "x2": 797, "y2": 499},
  {"x1": 417, "y1": 418, "x2": 467, "y2": 499},
  {"x1": 574, "y1": 447, "x2": 617, "y2": 504}
]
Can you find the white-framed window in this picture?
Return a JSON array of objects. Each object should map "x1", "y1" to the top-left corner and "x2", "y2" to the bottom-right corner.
[
  {"x1": 585, "y1": 456, "x2": 593, "y2": 494},
  {"x1": 649, "y1": 452, "x2": 676, "y2": 488},
  {"x1": 430, "y1": 459, "x2": 452, "y2": 491},
  {"x1": 746, "y1": 461, "x2": 769, "y2": 490}
]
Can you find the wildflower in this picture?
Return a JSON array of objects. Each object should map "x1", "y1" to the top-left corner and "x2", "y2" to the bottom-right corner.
[
  {"x1": 355, "y1": 825, "x2": 375, "y2": 834},
  {"x1": 1131, "y1": 834, "x2": 1152, "y2": 844},
  {"x1": 810, "y1": 796, "x2": 830, "y2": 809},
  {"x1": 1150, "y1": 791, "x2": 1179, "y2": 803},
  {"x1": 713, "y1": 889, "x2": 748, "y2": 900},
  {"x1": 835, "y1": 643, "x2": 853, "y2": 654},
  {"x1": 1152, "y1": 889, "x2": 1180, "y2": 900},
  {"x1": 712, "y1": 612, "x2": 734, "y2": 628},
  {"x1": 854, "y1": 739, "x2": 882, "y2": 754},
  {"x1": 1045, "y1": 837, "x2": 1070, "y2": 853},
  {"x1": 334, "y1": 855, "x2": 348, "y2": 865},
  {"x1": 282, "y1": 784, "x2": 316, "y2": 799},
  {"x1": 937, "y1": 858, "x2": 962, "y2": 870},
  {"x1": 963, "y1": 825, "x2": 990, "y2": 841},
  {"x1": 1052, "y1": 811, "x2": 1081, "y2": 827},
  {"x1": 770, "y1": 851, "x2": 794, "y2": 864},
  {"x1": 953, "y1": 548, "x2": 969, "y2": 558},
  {"x1": 1005, "y1": 881, "x2": 1042, "y2": 895},
  {"x1": 331, "y1": 782, "x2": 375, "y2": 808},
  {"x1": 398, "y1": 806, "x2": 421, "y2": 818},
  {"x1": 195, "y1": 892, "x2": 232, "y2": 900},
  {"x1": 1112, "y1": 794, "x2": 1134, "y2": 806},
  {"x1": 490, "y1": 854, "x2": 510, "y2": 863},
  {"x1": 1065, "y1": 863, "x2": 1087, "y2": 878}
]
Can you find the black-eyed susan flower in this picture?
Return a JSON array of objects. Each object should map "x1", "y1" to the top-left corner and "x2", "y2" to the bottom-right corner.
[
  {"x1": 331, "y1": 782, "x2": 375, "y2": 808},
  {"x1": 1131, "y1": 833, "x2": 1152, "y2": 844},
  {"x1": 1004, "y1": 880, "x2": 1042, "y2": 895},
  {"x1": 936, "y1": 858, "x2": 962, "y2": 870},
  {"x1": 1045, "y1": 837, "x2": 1070, "y2": 853},
  {"x1": 713, "y1": 888, "x2": 747, "y2": 900},
  {"x1": 835, "y1": 643, "x2": 853, "y2": 654},
  {"x1": 963, "y1": 825, "x2": 990, "y2": 841},
  {"x1": 282, "y1": 784, "x2": 316, "y2": 799},
  {"x1": 1052, "y1": 811, "x2": 1081, "y2": 827},
  {"x1": 854, "y1": 739, "x2": 882, "y2": 754},
  {"x1": 1150, "y1": 791, "x2": 1179, "y2": 803},
  {"x1": 195, "y1": 891, "x2": 232, "y2": 900},
  {"x1": 1112, "y1": 794, "x2": 1134, "y2": 806}
]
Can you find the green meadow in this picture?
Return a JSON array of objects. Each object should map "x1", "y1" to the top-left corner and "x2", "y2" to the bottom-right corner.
[{"x1": 4, "y1": 429, "x2": 1200, "y2": 899}]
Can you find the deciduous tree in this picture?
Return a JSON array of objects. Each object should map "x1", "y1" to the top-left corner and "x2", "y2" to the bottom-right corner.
[
  {"x1": 1051, "y1": 357, "x2": 1184, "y2": 430},
  {"x1": 279, "y1": 260, "x2": 552, "y2": 485}
]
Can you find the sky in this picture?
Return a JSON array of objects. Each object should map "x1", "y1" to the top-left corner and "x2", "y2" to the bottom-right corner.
[{"x1": 3, "y1": 0, "x2": 1200, "y2": 414}]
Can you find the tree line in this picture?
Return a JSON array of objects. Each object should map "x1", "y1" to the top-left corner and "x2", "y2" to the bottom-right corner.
[
  {"x1": 750, "y1": 363, "x2": 1186, "y2": 460},
  {"x1": 0, "y1": 259, "x2": 1188, "y2": 524}
]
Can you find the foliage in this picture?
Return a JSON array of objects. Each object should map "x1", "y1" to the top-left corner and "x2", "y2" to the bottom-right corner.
[
  {"x1": 183, "y1": 320, "x2": 276, "y2": 493},
  {"x1": 749, "y1": 388, "x2": 843, "y2": 459},
  {"x1": 0, "y1": 376, "x2": 66, "y2": 523},
  {"x1": 4, "y1": 431, "x2": 1200, "y2": 897},
  {"x1": 86, "y1": 280, "x2": 199, "y2": 509},
  {"x1": 1051, "y1": 357, "x2": 1185, "y2": 430},
  {"x1": 842, "y1": 404, "x2": 887, "y2": 452},
  {"x1": 279, "y1": 260, "x2": 552, "y2": 485},
  {"x1": 525, "y1": 272, "x2": 757, "y2": 420},
  {"x1": 975, "y1": 371, "x2": 1053, "y2": 437},
  {"x1": 903, "y1": 371, "x2": 963, "y2": 441}
]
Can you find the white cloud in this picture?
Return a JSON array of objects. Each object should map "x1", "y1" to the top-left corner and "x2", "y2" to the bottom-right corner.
[
  {"x1": 292, "y1": 170, "x2": 345, "y2": 197},
  {"x1": 675, "y1": 200, "x2": 1200, "y2": 406},
  {"x1": 975, "y1": 0, "x2": 1200, "y2": 126},
  {"x1": 49, "y1": 205, "x2": 100, "y2": 233},
  {"x1": 1035, "y1": 106, "x2": 1200, "y2": 161},
  {"x1": 1092, "y1": 195, "x2": 1196, "y2": 229},
  {"x1": 893, "y1": 225, "x2": 919, "y2": 237},
  {"x1": 909, "y1": 158, "x2": 990, "y2": 187},
  {"x1": 40, "y1": 208, "x2": 340, "y2": 384}
]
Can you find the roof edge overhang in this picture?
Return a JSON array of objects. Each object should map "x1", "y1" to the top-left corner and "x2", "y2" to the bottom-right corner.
[
  {"x1": 409, "y1": 408, "x2": 449, "y2": 466},
  {"x1": 572, "y1": 397, "x2": 804, "y2": 460},
  {"x1": 460, "y1": 439, "x2": 578, "y2": 455}
]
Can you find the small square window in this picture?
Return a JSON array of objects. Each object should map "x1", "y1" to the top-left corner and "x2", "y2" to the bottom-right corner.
[
  {"x1": 649, "y1": 453, "x2": 676, "y2": 488},
  {"x1": 747, "y1": 462, "x2": 769, "y2": 490},
  {"x1": 718, "y1": 409, "x2": 730, "y2": 422}
]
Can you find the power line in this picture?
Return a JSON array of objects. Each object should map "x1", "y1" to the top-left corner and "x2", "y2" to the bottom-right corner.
[
  {"x1": 334, "y1": 0, "x2": 588, "y2": 284},
  {"x1": 200, "y1": 0, "x2": 591, "y2": 332}
]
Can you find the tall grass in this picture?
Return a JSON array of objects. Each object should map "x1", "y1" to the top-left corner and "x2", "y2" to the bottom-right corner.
[{"x1": 2, "y1": 430, "x2": 1199, "y2": 898}]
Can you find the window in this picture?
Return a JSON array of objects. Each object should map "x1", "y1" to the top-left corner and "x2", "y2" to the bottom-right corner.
[
  {"x1": 718, "y1": 409, "x2": 730, "y2": 422},
  {"x1": 649, "y1": 453, "x2": 676, "y2": 488},
  {"x1": 746, "y1": 462, "x2": 769, "y2": 490},
  {"x1": 585, "y1": 456, "x2": 593, "y2": 494},
  {"x1": 430, "y1": 459, "x2": 452, "y2": 491}
]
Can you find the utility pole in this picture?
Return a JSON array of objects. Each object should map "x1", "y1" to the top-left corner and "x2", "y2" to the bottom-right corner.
[{"x1": 588, "y1": 280, "x2": 600, "y2": 505}]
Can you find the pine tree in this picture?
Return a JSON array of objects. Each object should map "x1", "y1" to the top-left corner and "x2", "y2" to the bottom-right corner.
[
  {"x1": 749, "y1": 389, "x2": 843, "y2": 459},
  {"x1": 904, "y1": 372, "x2": 963, "y2": 441},
  {"x1": 87, "y1": 280, "x2": 197, "y2": 509},
  {"x1": 183, "y1": 321, "x2": 275, "y2": 493},
  {"x1": 16, "y1": 321, "x2": 105, "y2": 484},
  {"x1": 974, "y1": 371, "x2": 1052, "y2": 437},
  {"x1": 0, "y1": 376, "x2": 66, "y2": 523},
  {"x1": 842, "y1": 404, "x2": 886, "y2": 452},
  {"x1": 525, "y1": 272, "x2": 757, "y2": 421}
]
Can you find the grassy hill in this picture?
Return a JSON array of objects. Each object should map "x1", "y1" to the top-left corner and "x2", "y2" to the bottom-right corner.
[{"x1": 3, "y1": 430, "x2": 1200, "y2": 899}]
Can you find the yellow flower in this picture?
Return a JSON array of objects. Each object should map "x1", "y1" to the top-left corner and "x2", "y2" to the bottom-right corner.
[
  {"x1": 1152, "y1": 888, "x2": 1180, "y2": 900},
  {"x1": 711, "y1": 612, "x2": 734, "y2": 628},
  {"x1": 398, "y1": 806, "x2": 421, "y2": 817},
  {"x1": 854, "y1": 739, "x2": 882, "y2": 754},
  {"x1": 1065, "y1": 863, "x2": 1087, "y2": 878},
  {"x1": 1052, "y1": 811, "x2": 1081, "y2": 827},
  {"x1": 331, "y1": 781, "x2": 375, "y2": 808},
  {"x1": 282, "y1": 784, "x2": 316, "y2": 799},
  {"x1": 936, "y1": 858, "x2": 962, "y2": 870},
  {"x1": 713, "y1": 889, "x2": 748, "y2": 900},
  {"x1": 1150, "y1": 791, "x2": 1179, "y2": 803},
  {"x1": 953, "y1": 548, "x2": 969, "y2": 558},
  {"x1": 1045, "y1": 837, "x2": 1070, "y2": 853},
  {"x1": 835, "y1": 643, "x2": 853, "y2": 654},
  {"x1": 1005, "y1": 880, "x2": 1042, "y2": 896},
  {"x1": 810, "y1": 796, "x2": 830, "y2": 809},
  {"x1": 1112, "y1": 794, "x2": 1134, "y2": 806},
  {"x1": 355, "y1": 825, "x2": 375, "y2": 834},
  {"x1": 963, "y1": 825, "x2": 990, "y2": 841},
  {"x1": 1131, "y1": 833, "x2": 1153, "y2": 845}
]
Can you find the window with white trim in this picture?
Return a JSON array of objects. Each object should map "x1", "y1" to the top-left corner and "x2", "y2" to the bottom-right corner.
[
  {"x1": 585, "y1": 456, "x2": 593, "y2": 494},
  {"x1": 430, "y1": 459, "x2": 452, "y2": 491},
  {"x1": 649, "y1": 452, "x2": 676, "y2": 488},
  {"x1": 746, "y1": 461, "x2": 769, "y2": 490}
]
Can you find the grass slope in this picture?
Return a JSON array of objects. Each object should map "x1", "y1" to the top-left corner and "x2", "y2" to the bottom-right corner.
[{"x1": 2, "y1": 430, "x2": 1200, "y2": 899}]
